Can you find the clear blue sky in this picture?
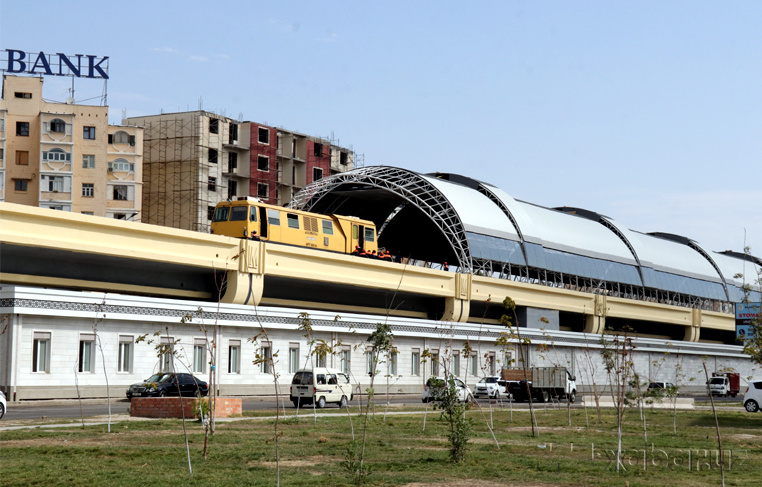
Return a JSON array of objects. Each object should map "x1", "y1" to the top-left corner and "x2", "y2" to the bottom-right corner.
[{"x1": 2, "y1": 1, "x2": 760, "y2": 254}]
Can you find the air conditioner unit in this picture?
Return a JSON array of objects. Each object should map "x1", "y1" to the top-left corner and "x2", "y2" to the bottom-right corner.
[{"x1": 108, "y1": 167, "x2": 113, "y2": 172}]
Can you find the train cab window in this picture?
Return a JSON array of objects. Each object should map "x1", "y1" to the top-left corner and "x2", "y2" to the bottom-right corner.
[
  {"x1": 322, "y1": 220, "x2": 334, "y2": 235},
  {"x1": 249, "y1": 206, "x2": 258, "y2": 222},
  {"x1": 267, "y1": 209, "x2": 280, "y2": 226},
  {"x1": 364, "y1": 227, "x2": 375, "y2": 243},
  {"x1": 353, "y1": 225, "x2": 358, "y2": 239},
  {"x1": 230, "y1": 206, "x2": 248, "y2": 221},
  {"x1": 287, "y1": 213, "x2": 300, "y2": 229},
  {"x1": 212, "y1": 206, "x2": 230, "y2": 222}
]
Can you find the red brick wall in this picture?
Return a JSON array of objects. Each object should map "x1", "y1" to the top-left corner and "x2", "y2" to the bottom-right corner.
[{"x1": 130, "y1": 397, "x2": 242, "y2": 419}]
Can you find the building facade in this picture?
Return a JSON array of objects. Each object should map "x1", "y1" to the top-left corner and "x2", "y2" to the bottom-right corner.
[
  {"x1": 124, "y1": 111, "x2": 356, "y2": 233},
  {"x1": 0, "y1": 75, "x2": 143, "y2": 219},
  {"x1": 0, "y1": 285, "x2": 756, "y2": 401}
]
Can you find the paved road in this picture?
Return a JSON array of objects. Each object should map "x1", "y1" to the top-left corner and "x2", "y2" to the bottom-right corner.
[{"x1": 1, "y1": 394, "x2": 743, "y2": 422}]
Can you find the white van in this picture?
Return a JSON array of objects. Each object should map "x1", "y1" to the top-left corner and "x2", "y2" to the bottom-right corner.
[{"x1": 289, "y1": 367, "x2": 355, "y2": 408}]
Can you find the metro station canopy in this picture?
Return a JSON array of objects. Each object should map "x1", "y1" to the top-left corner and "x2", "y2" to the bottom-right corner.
[{"x1": 290, "y1": 166, "x2": 761, "y2": 310}]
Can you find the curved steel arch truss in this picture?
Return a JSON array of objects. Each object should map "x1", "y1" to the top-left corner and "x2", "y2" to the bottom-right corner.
[{"x1": 289, "y1": 166, "x2": 473, "y2": 272}]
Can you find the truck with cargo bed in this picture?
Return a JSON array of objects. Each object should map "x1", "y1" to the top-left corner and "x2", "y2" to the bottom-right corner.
[
  {"x1": 710, "y1": 372, "x2": 740, "y2": 397},
  {"x1": 502, "y1": 367, "x2": 577, "y2": 403}
]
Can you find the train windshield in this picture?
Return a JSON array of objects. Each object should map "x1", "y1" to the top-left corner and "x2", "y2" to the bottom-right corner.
[
  {"x1": 212, "y1": 206, "x2": 230, "y2": 222},
  {"x1": 230, "y1": 206, "x2": 248, "y2": 221}
]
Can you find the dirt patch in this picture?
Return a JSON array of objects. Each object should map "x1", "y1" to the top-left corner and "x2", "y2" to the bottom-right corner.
[
  {"x1": 404, "y1": 482, "x2": 569, "y2": 487},
  {"x1": 253, "y1": 455, "x2": 341, "y2": 468}
]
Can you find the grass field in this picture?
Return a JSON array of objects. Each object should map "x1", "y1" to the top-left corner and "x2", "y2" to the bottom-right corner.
[{"x1": 1, "y1": 403, "x2": 760, "y2": 486}]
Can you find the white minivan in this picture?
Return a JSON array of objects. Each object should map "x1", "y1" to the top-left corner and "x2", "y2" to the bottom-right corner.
[{"x1": 290, "y1": 367, "x2": 355, "y2": 408}]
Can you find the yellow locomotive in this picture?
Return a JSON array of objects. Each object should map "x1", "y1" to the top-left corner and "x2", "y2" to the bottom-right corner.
[{"x1": 210, "y1": 197, "x2": 378, "y2": 254}]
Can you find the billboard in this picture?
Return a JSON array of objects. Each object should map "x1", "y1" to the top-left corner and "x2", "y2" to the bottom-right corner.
[{"x1": 736, "y1": 302, "x2": 760, "y2": 340}]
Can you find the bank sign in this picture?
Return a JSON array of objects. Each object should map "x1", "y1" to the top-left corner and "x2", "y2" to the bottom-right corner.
[
  {"x1": 736, "y1": 302, "x2": 760, "y2": 340},
  {"x1": 4, "y1": 50, "x2": 108, "y2": 79}
]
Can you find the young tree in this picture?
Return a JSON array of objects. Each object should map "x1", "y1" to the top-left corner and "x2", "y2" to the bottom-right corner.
[{"x1": 599, "y1": 328, "x2": 636, "y2": 472}]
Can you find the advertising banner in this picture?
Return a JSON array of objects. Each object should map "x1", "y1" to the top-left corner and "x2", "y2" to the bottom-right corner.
[{"x1": 736, "y1": 302, "x2": 760, "y2": 340}]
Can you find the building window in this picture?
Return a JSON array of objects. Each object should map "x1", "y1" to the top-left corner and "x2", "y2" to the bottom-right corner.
[
  {"x1": 32, "y1": 332, "x2": 51, "y2": 373},
  {"x1": 314, "y1": 143, "x2": 323, "y2": 157},
  {"x1": 79, "y1": 334, "x2": 95, "y2": 373},
  {"x1": 15, "y1": 92, "x2": 32, "y2": 99},
  {"x1": 16, "y1": 121, "x2": 30, "y2": 136},
  {"x1": 207, "y1": 177, "x2": 218, "y2": 192},
  {"x1": 14, "y1": 179, "x2": 28, "y2": 192},
  {"x1": 366, "y1": 348, "x2": 374, "y2": 376},
  {"x1": 43, "y1": 175, "x2": 68, "y2": 192},
  {"x1": 82, "y1": 183, "x2": 94, "y2": 197},
  {"x1": 341, "y1": 349, "x2": 350, "y2": 375},
  {"x1": 208, "y1": 206, "x2": 216, "y2": 221},
  {"x1": 453, "y1": 352, "x2": 460, "y2": 376},
  {"x1": 0, "y1": 148, "x2": 4, "y2": 161},
  {"x1": 431, "y1": 351, "x2": 439, "y2": 377},
  {"x1": 81, "y1": 211, "x2": 94, "y2": 216},
  {"x1": 257, "y1": 156, "x2": 269, "y2": 171},
  {"x1": 260, "y1": 345, "x2": 272, "y2": 374},
  {"x1": 470, "y1": 354, "x2": 478, "y2": 376},
  {"x1": 289, "y1": 344, "x2": 299, "y2": 374},
  {"x1": 118, "y1": 336, "x2": 133, "y2": 373},
  {"x1": 228, "y1": 340, "x2": 241, "y2": 374},
  {"x1": 488, "y1": 353, "x2": 496, "y2": 375},
  {"x1": 160, "y1": 337, "x2": 175, "y2": 372},
  {"x1": 229, "y1": 123, "x2": 238, "y2": 143},
  {"x1": 316, "y1": 352, "x2": 326, "y2": 368},
  {"x1": 258, "y1": 127, "x2": 269, "y2": 144},
  {"x1": 43, "y1": 148, "x2": 72, "y2": 162},
  {"x1": 209, "y1": 148, "x2": 218, "y2": 164},
  {"x1": 228, "y1": 152, "x2": 238, "y2": 172},
  {"x1": 113, "y1": 185, "x2": 128, "y2": 200},
  {"x1": 82, "y1": 155, "x2": 95, "y2": 168},
  {"x1": 209, "y1": 118, "x2": 219, "y2": 134},
  {"x1": 257, "y1": 183, "x2": 268, "y2": 198},
  {"x1": 340, "y1": 151, "x2": 348, "y2": 165},
  {"x1": 313, "y1": 167, "x2": 323, "y2": 181},
  {"x1": 108, "y1": 160, "x2": 134, "y2": 172},
  {"x1": 193, "y1": 339, "x2": 206, "y2": 374},
  {"x1": 388, "y1": 350, "x2": 398, "y2": 376},
  {"x1": 50, "y1": 118, "x2": 66, "y2": 133},
  {"x1": 412, "y1": 349, "x2": 420, "y2": 376},
  {"x1": 16, "y1": 150, "x2": 29, "y2": 165},
  {"x1": 228, "y1": 180, "x2": 237, "y2": 199},
  {"x1": 83, "y1": 126, "x2": 96, "y2": 140},
  {"x1": 286, "y1": 213, "x2": 299, "y2": 229}
]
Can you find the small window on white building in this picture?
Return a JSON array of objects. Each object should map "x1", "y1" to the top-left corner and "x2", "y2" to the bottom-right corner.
[
  {"x1": 78, "y1": 333, "x2": 95, "y2": 373},
  {"x1": 289, "y1": 343, "x2": 299, "y2": 374},
  {"x1": 160, "y1": 336, "x2": 175, "y2": 372},
  {"x1": 260, "y1": 343, "x2": 272, "y2": 374},
  {"x1": 118, "y1": 336, "x2": 133, "y2": 373},
  {"x1": 469, "y1": 354, "x2": 478, "y2": 376},
  {"x1": 193, "y1": 338, "x2": 207, "y2": 374},
  {"x1": 411, "y1": 348, "x2": 420, "y2": 376},
  {"x1": 431, "y1": 350, "x2": 439, "y2": 377},
  {"x1": 453, "y1": 352, "x2": 460, "y2": 376},
  {"x1": 366, "y1": 347, "x2": 374, "y2": 376},
  {"x1": 341, "y1": 347, "x2": 351, "y2": 375},
  {"x1": 388, "y1": 350, "x2": 398, "y2": 376},
  {"x1": 228, "y1": 340, "x2": 241, "y2": 374},
  {"x1": 32, "y1": 332, "x2": 51, "y2": 373}
]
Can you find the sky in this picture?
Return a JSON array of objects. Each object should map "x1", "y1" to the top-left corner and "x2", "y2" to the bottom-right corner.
[{"x1": 1, "y1": 1, "x2": 760, "y2": 254}]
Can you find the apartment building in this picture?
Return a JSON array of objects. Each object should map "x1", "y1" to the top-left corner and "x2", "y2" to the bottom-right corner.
[
  {"x1": 250, "y1": 123, "x2": 355, "y2": 206},
  {"x1": 125, "y1": 111, "x2": 356, "y2": 233},
  {"x1": 0, "y1": 75, "x2": 143, "y2": 218}
]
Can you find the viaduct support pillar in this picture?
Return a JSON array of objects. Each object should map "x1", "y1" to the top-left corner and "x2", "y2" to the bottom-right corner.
[{"x1": 583, "y1": 294, "x2": 607, "y2": 334}]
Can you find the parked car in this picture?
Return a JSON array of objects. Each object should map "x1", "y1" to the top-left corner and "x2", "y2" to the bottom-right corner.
[
  {"x1": 743, "y1": 379, "x2": 762, "y2": 413},
  {"x1": 126, "y1": 373, "x2": 209, "y2": 400},
  {"x1": 0, "y1": 390, "x2": 6, "y2": 420},
  {"x1": 472, "y1": 376, "x2": 507, "y2": 399},
  {"x1": 422, "y1": 376, "x2": 473, "y2": 403},
  {"x1": 289, "y1": 367, "x2": 355, "y2": 408}
]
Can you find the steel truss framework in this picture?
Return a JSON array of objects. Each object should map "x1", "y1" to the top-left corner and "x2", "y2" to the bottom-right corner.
[{"x1": 290, "y1": 166, "x2": 737, "y2": 314}]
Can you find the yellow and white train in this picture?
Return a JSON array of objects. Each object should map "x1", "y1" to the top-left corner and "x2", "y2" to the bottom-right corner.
[{"x1": 210, "y1": 197, "x2": 378, "y2": 254}]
